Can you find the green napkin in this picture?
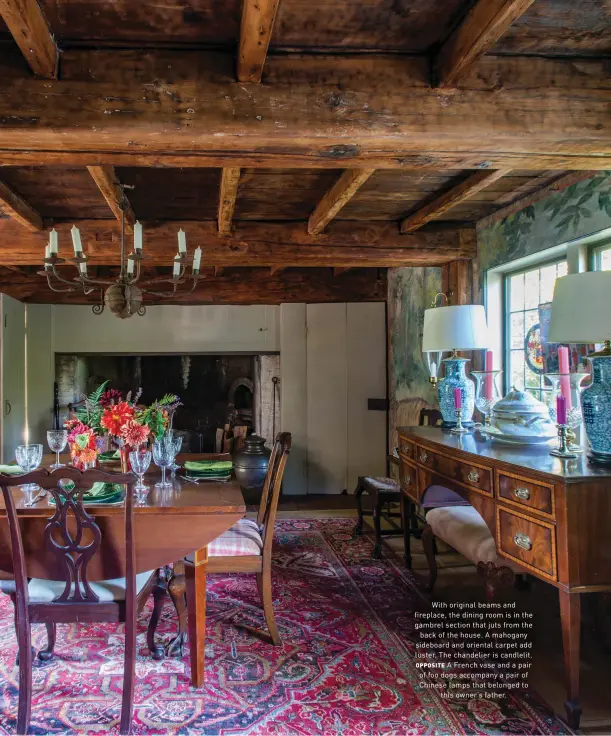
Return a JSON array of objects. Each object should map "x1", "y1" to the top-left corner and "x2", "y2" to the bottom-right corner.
[
  {"x1": 99, "y1": 450, "x2": 121, "y2": 462},
  {"x1": 50, "y1": 481, "x2": 124, "y2": 505},
  {"x1": 184, "y1": 460, "x2": 233, "y2": 475},
  {"x1": 0, "y1": 464, "x2": 24, "y2": 475}
]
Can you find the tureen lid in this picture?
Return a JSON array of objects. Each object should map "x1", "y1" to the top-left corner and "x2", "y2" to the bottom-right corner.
[{"x1": 493, "y1": 387, "x2": 550, "y2": 416}]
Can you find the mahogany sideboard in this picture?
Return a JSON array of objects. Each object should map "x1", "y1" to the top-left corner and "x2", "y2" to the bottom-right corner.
[{"x1": 398, "y1": 426, "x2": 611, "y2": 730}]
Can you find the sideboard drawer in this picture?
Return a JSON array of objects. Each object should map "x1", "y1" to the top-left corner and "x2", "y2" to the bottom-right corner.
[
  {"x1": 398, "y1": 437, "x2": 416, "y2": 461},
  {"x1": 416, "y1": 445, "x2": 492, "y2": 495},
  {"x1": 497, "y1": 471, "x2": 555, "y2": 518},
  {"x1": 400, "y1": 457, "x2": 418, "y2": 502},
  {"x1": 497, "y1": 507, "x2": 557, "y2": 581}
]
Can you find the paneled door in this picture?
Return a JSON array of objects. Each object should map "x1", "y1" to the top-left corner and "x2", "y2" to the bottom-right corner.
[
  {"x1": 1, "y1": 295, "x2": 25, "y2": 463},
  {"x1": 306, "y1": 303, "x2": 386, "y2": 494}
]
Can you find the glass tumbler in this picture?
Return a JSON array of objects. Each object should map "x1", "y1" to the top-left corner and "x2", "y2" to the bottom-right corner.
[
  {"x1": 152, "y1": 436, "x2": 175, "y2": 489},
  {"x1": 47, "y1": 429, "x2": 68, "y2": 469},
  {"x1": 15, "y1": 443, "x2": 43, "y2": 493}
]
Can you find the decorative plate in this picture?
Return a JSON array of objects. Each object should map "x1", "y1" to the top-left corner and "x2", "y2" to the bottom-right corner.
[{"x1": 525, "y1": 323, "x2": 545, "y2": 375}]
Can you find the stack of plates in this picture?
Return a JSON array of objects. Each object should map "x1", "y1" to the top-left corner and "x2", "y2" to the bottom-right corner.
[
  {"x1": 183, "y1": 460, "x2": 233, "y2": 482},
  {"x1": 50, "y1": 481, "x2": 125, "y2": 505},
  {"x1": 98, "y1": 449, "x2": 120, "y2": 463}
]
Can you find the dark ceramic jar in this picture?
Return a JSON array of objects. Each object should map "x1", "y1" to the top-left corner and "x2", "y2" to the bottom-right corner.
[{"x1": 233, "y1": 435, "x2": 271, "y2": 497}]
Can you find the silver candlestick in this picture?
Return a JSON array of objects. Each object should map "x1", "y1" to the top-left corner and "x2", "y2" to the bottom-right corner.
[
  {"x1": 451, "y1": 407, "x2": 469, "y2": 434},
  {"x1": 550, "y1": 424, "x2": 577, "y2": 459}
]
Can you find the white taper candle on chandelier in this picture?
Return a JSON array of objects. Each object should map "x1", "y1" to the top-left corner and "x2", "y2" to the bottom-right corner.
[
  {"x1": 178, "y1": 229, "x2": 187, "y2": 254},
  {"x1": 134, "y1": 221, "x2": 143, "y2": 252},
  {"x1": 71, "y1": 226, "x2": 83, "y2": 255},
  {"x1": 79, "y1": 260, "x2": 87, "y2": 276},
  {"x1": 193, "y1": 247, "x2": 202, "y2": 272},
  {"x1": 127, "y1": 256, "x2": 134, "y2": 275},
  {"x1": 49, "y1": 229, "x2": 58, "y2": 255},
  {"x1": 173, "y1": 256, "x2": 181, "y2": 277},
  {"x1": 44, "y1": 245, "x2": 51, "y2": 270}
]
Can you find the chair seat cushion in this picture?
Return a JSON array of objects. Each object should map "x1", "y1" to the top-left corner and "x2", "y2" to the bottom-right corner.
[
  {"x1": 421, "y1": 484, "x2": 471, "y2": 509},
  {"x1": 426, "y1": 506, "x2": 519, "y2": 571},
  {"x1": 362, "y1": 476, "x2": 400, "y2": 492},
  {"x1": 208, "y1": 517, "x2": 263, "y2": 557},
  {"x1": 28, "y1": 571, "x2": 154, "y2": 603}
]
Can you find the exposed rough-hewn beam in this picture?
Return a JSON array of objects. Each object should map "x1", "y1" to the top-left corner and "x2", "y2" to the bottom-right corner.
[
  {"x1": 0, "y1": 267, "x2": 387, "y2": 305},
  {"x1": 400, "y1": 170, "x2": 509, "y2": 233},
  {"x1": 333, "y1": 267, "x2": 351, "y2": 277},
  {"x1": 270, "y1": 266, "x2": 284, "y2": 275},
  {"x1": 0, "y1": 219, "x2": 476, "y2": 267},
  {"x1": 86, "y1": 166, "x2": 135, "y2": 232},
  {"x1": 435, "y1": 0, "x2": 535, "y2": 88},
  {"x1": 0, "y1": 179, "x2": 43, "y2": 231},
  {"x1": 308, "y1": 169, "x2": 375, "y2": 236},
  {"x1": 0, "y1": 50, "x2": 609, "y2": 170},
  {"x1": 214, "y1": 266, "x2": 225, "y2": 277},
  {"x1": 0, "y1": 0, "x2": 58, "y2": 78},
  {"x1": 218, "y1": 167, "x2": 241, "y2": 235},
  {"x1": 477, "y1": 171, "x2": 599, "y2": 228},
  {"x1": 237, "y1": 0, "x2": 280, "y2": 83}
]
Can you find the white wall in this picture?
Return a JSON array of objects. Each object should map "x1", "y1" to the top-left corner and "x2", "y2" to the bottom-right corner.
[
  {"x1": 26, "y1": 304, "x2": 54, "y2": 446},
  {"x1": 51, "y1": 304, "x2": 280, "y2": 353}
]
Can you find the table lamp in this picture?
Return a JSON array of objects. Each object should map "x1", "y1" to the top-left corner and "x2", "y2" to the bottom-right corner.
[
  {"x1": 548, "y1": 271, "x2": 611, "y2": 464},
  {"x1": 422, "y1": 304, "x2": 490, "y2": 426}
]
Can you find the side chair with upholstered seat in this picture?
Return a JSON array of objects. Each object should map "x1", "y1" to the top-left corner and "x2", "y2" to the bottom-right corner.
[{"x1": 0, "y1": 467, "x2": 160, "y2": 735}]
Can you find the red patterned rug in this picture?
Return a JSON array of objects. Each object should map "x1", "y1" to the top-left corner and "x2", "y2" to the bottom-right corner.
[{"x1": 0, "y1": 518, "x2": 571, "y2": 735}]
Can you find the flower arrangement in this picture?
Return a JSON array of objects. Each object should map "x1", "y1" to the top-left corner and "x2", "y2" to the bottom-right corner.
[{"x1": 65, "y1": 382, "x2": 181, "y2": 469}]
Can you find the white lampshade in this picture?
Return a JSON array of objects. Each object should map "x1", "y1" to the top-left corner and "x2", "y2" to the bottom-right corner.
[
  {"x1": 422, "y1": 304, "x2": 490, "y2": 352},
  {"x1": 548, "y1": 272, "x2": 611, "y2": 344}
]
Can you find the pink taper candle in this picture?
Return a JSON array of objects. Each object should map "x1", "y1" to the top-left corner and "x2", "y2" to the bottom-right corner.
[
  {"x1": 557, "y1": 346, "x2": 572, "y2": 410},
  {"x1": 556, "y1": 394, "x2": 567, "y2": 426},
  {"x1": 453, "y1": 387, "x2": 462, "y2": 410},
  {"x1": 484, "y1": 350, "x2": 494, "y2": 400}
]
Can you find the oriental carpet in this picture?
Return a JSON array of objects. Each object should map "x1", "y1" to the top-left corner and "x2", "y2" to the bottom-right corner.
[{"x1": 0, "y1": 518, "x2": 571, "y2": 735}]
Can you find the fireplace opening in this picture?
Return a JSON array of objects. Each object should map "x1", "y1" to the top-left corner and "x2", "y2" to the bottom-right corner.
[{"x1": 55, "y1": 353, "x2": 280, "y2": 452}]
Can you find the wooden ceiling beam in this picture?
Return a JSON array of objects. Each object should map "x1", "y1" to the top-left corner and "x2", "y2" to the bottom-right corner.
[
  {"x1": 86, "y1": 166, "x2": 135, "y2": 233},
  {"x1": 333, "y1": 267, "x2": 351, "y2": 276},
  {"x1": 0, "y1": 51, "x2": 609, "y2": 170},
  {"x1": 477, "y1": 171, "x2": 600, "y2": 228},
  {"x1": 0, "y1": 179, "x2": 43, "y2": 231},
  {"x1": 400, "y1": 170, "x2": 510, "y2": 233},
  {"x1": 0, "y1": 267, "x2": 387, "y2": 306},
  {"x1": 218, "y1": 167, "x2": 241, "y2": 235},
  {"x1": 0, "y1": 219, "x2": 476, "y2": 268},
  {"x1": 0, "y1": 0, "x2": 58, "y2": 78},
  {"x1": 308, "y1": 169, "x2": 375, "y2": 236},
  {"x1": 434, "y1": 0, "x2": 536, "y2": 88},
  {"x1": 237, "y1": 0, "x2": 280, "y2": 83}
]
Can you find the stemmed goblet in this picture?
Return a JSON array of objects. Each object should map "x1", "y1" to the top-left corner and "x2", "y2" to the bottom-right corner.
[
  {"x1": 47, "y1": 429, "x2": 68, "y2": 470},
  {"x1": 129, "y1": 448, "x2": 152, "y2": 504},
  {"x1": 152, "y1": 436, "x2": 175, "y2": 489},
  {"x1": 170, "y1": 433, "x2": 183, "y2": 477},
  {"x1": 15, "y1": 443, "x2": 43, "y2": 495}
]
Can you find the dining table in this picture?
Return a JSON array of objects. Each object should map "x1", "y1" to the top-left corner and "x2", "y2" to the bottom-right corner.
[{"x1": 0, "y1": 452, "x2": 246, "y2": 689}]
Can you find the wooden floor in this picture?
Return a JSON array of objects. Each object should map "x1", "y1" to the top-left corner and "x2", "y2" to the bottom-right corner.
[{"x1": 274, "y1": 495, "x2": 611, "y2": 735}]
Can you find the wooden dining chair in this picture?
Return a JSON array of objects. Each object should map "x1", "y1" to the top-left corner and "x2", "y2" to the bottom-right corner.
[
  {"x1": 177, "y1": 433, "x2": 291, "y2": 650},
  {"x1": 0, "y1": 467, "x2": 159, "y2": 735}
]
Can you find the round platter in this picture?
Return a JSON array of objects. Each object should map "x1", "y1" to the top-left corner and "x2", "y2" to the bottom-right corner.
[{"x1": 480, "y1": 426, "x2": 555, "y2": 446}]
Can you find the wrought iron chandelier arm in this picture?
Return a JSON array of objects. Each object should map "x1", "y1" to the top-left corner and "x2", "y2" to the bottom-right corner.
[{"x1": 41, "y1": 270, "x2": 76, "y2": 293}]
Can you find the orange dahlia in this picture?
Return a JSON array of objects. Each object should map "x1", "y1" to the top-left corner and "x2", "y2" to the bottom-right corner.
[
  {"x1": 101, "y1": 401, "x2": 134, "y2": 436},
  {"x1": 120, "y1": 419, "x2": 150, "y2": 449}
]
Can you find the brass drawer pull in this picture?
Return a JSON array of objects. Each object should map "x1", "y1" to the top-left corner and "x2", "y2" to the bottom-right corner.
[
  {"x1": 400, "y1": 444, "x2": 410, "y2": 455},
  {"x1": 514, "y1": 487, "x2": 531, "y2": 501},
  {"x1": 467, "y1": 470, "x2": 480, "y2": 484},
  {"x1": 404, "y1": 474, "x2": 412, "y2": 486},
  {"x1": 513, "y1": 532, "x2": 532, "y2": 551},
  {"x1": 419, "y1": 451, "x2": 428, "y2": 463}
]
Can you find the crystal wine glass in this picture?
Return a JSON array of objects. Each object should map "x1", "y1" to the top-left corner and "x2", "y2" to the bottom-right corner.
[
  {"x1": 15, "y1": 443, "x2": 43, "y2": 493},
  {"x1": 152, "y1": 436, "x2": 175, "y2": 489},
  {"x1": 129, "y1": 448, "x2": 152, "y2": 503},
  {"x1": 47, "y1": 429, "x2": 68, "y2": 469},
  {"x1": 471, "y1": 370, "x2": 503, "y2": 427},
  {"x1": 170, "y1": 433, "x2": 183, "y2": 477}
]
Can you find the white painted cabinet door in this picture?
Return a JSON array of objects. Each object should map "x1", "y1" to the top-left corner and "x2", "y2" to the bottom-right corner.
[
  {"x1": 306, "y1": 304, "x2": 348, "y2": 495},
  {"x1": 1, "y1": 295, "x2": 25, "y2": 463},
  {"x1": 305, "y1": 302, "x2": 386, "y2": 495}
]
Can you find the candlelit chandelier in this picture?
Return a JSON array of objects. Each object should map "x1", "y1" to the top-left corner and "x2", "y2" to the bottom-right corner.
[{"x1": 38, "y1": 198, "x2": 203, "y2": 319}]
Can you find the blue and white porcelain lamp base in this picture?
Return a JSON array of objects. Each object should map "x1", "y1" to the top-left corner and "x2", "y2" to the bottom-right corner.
[
  {"x1": 581, "y1": 345, "x2": 611, "y2": 465},
  {"x1": 437, "y1": 356, "x2": 476, "y2": 428}
]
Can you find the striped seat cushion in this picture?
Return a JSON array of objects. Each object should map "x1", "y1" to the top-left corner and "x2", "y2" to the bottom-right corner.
[{"x1": 209, "y1": 517, "x2": 264, "y2": 557}]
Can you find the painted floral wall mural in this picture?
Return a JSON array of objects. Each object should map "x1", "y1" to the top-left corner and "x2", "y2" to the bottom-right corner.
[{"x1": 388, "y1": 172, "x2": 611, "y2": 446}]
